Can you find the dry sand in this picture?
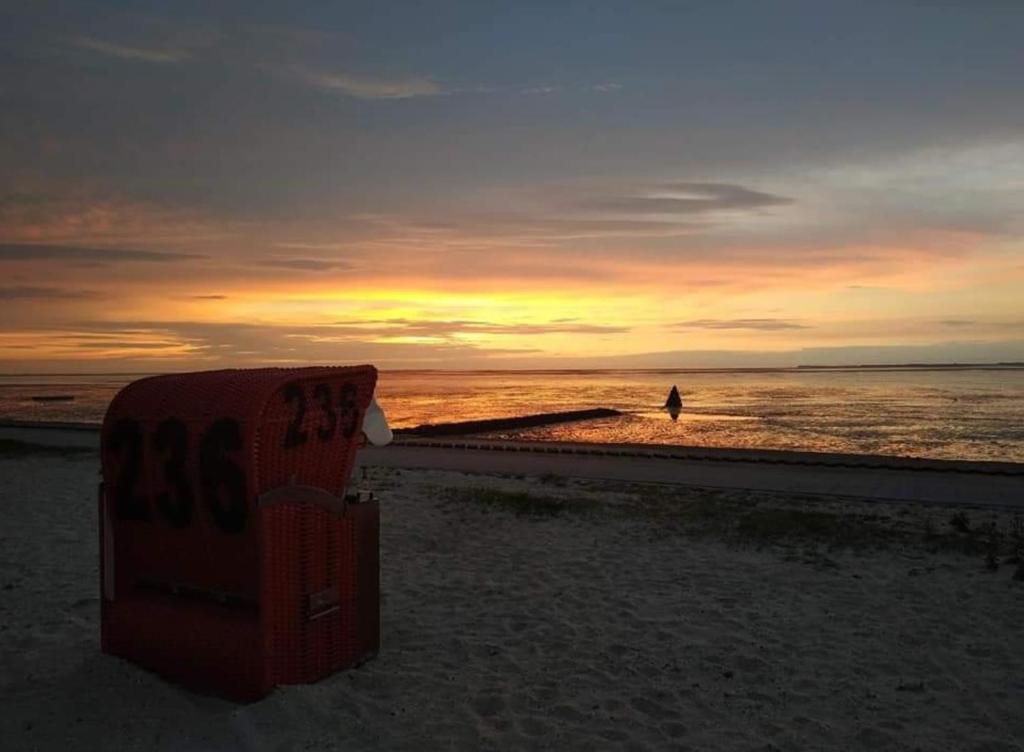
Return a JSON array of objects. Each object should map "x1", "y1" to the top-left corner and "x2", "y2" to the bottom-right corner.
[{"x1": 1, "y1": 450, "x2": 1023, "y2": 751}]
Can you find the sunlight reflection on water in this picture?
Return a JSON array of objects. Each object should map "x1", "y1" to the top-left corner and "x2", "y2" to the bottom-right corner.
[{"x1": 1, "y1": 368, "x2": 1022, "y2": 462}]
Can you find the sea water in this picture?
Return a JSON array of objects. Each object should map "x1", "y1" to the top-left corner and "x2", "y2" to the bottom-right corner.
[{"x1": 1, "y1": 368, "x2": 1022, "y2": 462}]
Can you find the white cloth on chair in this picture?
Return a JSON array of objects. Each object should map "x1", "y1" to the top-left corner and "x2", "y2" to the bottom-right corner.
[{"x1": 362, "y1": 396, "x2": 393, "y2": 446}]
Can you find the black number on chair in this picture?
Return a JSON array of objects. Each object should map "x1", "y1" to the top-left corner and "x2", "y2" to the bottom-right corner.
[
  {"x1": 152, "y1": 417, "x2": 193, "y2": 528},
  {"x1": 283, "y1": 382, "x2": 308, "y2": 448},
  {"x1": 339, "y1": 382, "x2": 359, "y2": 439},
  {"x1": 199, "y1": 418, "x2": 248, "y2": 534},
  {"x1": 108, "y1": 418, "x2": 148, "y2": 521},
  {"x1": 313, "y1": 383, "x2": 337, "y2": 441}
]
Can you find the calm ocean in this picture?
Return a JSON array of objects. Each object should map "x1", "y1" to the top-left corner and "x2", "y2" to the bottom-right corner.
[{"x1": 1, "y1": 368, "x2": 1023, "y2": 462}]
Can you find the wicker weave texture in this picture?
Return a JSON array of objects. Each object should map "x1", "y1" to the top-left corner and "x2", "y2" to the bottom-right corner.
[{"x1": 100, "y1": 366, "x2": 379, "y2": 700}]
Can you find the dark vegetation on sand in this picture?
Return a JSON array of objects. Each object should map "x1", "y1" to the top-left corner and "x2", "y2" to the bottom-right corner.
[{"x1": 441, "y1": 481, "x2": 1024, "y2": 578}]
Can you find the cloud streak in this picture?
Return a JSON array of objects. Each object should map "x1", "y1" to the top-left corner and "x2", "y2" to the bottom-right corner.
[
  {"x1": 0, "y1": 193, "x2": 233, "y2": 247},
  {"x1": 12, "y1": 320, "x2": 546, "y2": 367},
  {"x1": 0, "y1": 243, "x2": 205, "y2": 264},
  {"x1": 285, "y1": 66, "x2": 620, "y2": 101},
  {"x1": 11, "y1": 317, "x2": 625, "y2": 365},
  {"x1": 259, "y1": 257, "x2": 351, "y2": 272},
  {"x1": 289, "y1": 66, "x2": 442, "y2": 99},
  {"x1": 674, "y1": 318, "x2": 811, "y2": 331},
  {"x1": 73, "y1": 36, "x2": 191, "y2": 64},
  {"x1": 328, "y1": 318, "x2": 629, "y2": 337},
  {"x1": 0, "y1": 286, "x2": 97, "y2": 300},
  {"x1": 574, "y1": 183, "x2": 793, "y2": 215},
  {"x1": 377, "y1": 181, "x2": 793, "y2": 252}
]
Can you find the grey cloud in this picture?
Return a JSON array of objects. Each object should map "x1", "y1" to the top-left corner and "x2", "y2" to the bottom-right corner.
[
  {"x1": 0, "y1": 192, "x2": 50, "y2": 209},
  {"x1": 62, "y1": 320, "x2": 541, "y2": 365},
  {"x1": 73, "y1": 340, "x2": 183, "y2": 350},
  {"x1": 675, "y1": 318, "x2": 811, "y2": 331},
  {"x1": 386, "y1": 182, "x2": 791, "y2": 252},
  {"x1": 189, "y1": 294, "x2": 228, "y2": 300},
  {"x1": 73, "y1": 36, "x2": 191, "y2": 64},
  {"x1": 416, "y1": 214, "x2": 704, "y2": 241},
  {"x1": 74, "y1": 318, "x2": 622, "y2": 354},
  {"x1": 282, "y1": 64, "x2": 623, "y2": 101},
  {"x1": 53, "y1": 332, "x2": 171, "y2": 340},
  {"x1": 530, "y1": 218, "x2": 703, "y2": 237},
  {"x1": 936, "y1": 319, "x2": 1024, "y2": 331},
  {"x1": 0, "y1": 286, "x2": 97, "y2": 300},
  {"x1": 17, "y1": 319, "x2": 1024, "y2": 370},
  {"x1": 330, "y1": 318, "x2": 629, "y2": 337},
  {"x1": 574, "y1": 183, "x2": 793, "y2": 215},
  {"x1": 288, "y1": 66, "x2": 442, "y2": 99},
  {"x1": 0, "y1": 244, "x2": 205, "y2": 263},
  {"x1": 259, "y1": 257, "x2": 351, "y2": 271}
]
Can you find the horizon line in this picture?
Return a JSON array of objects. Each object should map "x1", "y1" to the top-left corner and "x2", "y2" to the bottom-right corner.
[{"x1": 2, "y1": 361, "x2": 1023, "y2": 378}]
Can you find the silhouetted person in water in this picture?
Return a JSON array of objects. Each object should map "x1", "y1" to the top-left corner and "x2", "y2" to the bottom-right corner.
[{"x1": 664, "y1": 385, "x2": 682, "y2": 422}]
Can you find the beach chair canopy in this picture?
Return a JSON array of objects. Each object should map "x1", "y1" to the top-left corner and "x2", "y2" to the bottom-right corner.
[
  {"x1": 99, "y1": 365, "x2": 380, "y2": 699},
  {"x1": 100, "y1": 365, "x2": 377, "y2": 593}
]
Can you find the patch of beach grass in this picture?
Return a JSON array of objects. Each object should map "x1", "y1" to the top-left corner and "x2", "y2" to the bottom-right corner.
[
  {"x1": 441, "y1": 486, "x2": 598, "y2": 518},
  {"x1": 432, "y1": 475, "x2": 1024, "y2": 573},
  {"x1": 632, "y1": 490, "x2": 894, "y2": 549},
  {"x1": 737, "y1": 507, "x2": 855, "y2": 540}
]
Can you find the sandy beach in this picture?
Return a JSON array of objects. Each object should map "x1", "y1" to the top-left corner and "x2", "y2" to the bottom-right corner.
[{"x1": 2, "y1": 435, "x2": 1024, "y2": 751}]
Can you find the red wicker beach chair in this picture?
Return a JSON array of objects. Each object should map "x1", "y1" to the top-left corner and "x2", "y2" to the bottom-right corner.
[{"x1": 99, "y1": 366, "x2": 380, "y2": 700}]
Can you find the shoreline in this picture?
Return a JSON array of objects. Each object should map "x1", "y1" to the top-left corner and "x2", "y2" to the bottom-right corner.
[
  {"x1": 3, "y1": 418, "x2": 1022, "y2": 476},
  {"x1": 3, "y1": 421, "x2": 1023, "y2": 509}
]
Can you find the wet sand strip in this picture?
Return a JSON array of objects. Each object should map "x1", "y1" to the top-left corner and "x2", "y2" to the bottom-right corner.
[
  {"x1": 3, "y1": 420, "x2": 1022, "y2": 507},
  {"x1": 362, "y1": 440, "x2": 1024, "y2": 509},
  {"x1": 390, "y1": 436, "x2": 1024, "y2": 476}
]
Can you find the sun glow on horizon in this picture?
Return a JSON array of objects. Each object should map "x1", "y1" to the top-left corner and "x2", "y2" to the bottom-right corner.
[{"x1": 2, "y1": 4, "x2": 1023, "y2": 371}]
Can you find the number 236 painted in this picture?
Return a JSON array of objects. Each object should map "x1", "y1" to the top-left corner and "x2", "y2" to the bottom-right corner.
[{"x1": 104, "y1": 381, "x2": 363, "y2": 534}]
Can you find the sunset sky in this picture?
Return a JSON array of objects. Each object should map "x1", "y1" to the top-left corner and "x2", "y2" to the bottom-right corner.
[{"x1": 2, "y1": 1, "x2": 1023, "y2": 371}]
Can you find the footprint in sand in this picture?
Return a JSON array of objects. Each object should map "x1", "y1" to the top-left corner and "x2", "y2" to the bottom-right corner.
[
  {"x1": 630, "y1": 695, "x2": 676, "y2": 721},
  {"x1": 471, "y1": 694, "x2": 505, "y2": 718},
  {"x1": 662, "y1": 721, "x2": 689, "y2": 739},
  {"x1": 518, "y1": 717, "x2": 550, "y2": 737}
]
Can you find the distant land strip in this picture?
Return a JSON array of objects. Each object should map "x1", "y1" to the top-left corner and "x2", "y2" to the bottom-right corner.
[
  {"x1": 794, "y1": 362, "x2": 1024, "y2": 370},
  {"x1": 394, "y1": 408, "x2": 622, "y2": 437}
]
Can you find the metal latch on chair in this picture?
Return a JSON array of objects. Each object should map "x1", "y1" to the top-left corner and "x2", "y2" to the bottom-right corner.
[
  {"x1": 307, "y1": 586, "x2": 341, "y2": 620},
  {"x1": 345, "y1": 490, "x2": 375, "y2": 505}
]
